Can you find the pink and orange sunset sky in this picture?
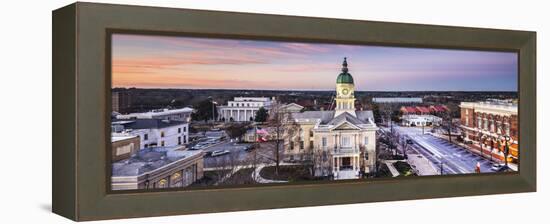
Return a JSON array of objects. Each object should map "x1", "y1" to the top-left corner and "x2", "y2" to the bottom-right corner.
[{"x1": 112, "y1": 34, "x2": 518, "y2": 91}]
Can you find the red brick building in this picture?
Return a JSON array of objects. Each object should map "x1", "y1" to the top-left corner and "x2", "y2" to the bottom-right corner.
[{"x1": 459, "y1": 101, "x2": 518, "y2": 165}]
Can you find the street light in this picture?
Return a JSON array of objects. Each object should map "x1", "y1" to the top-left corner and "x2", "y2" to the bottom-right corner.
[
  {"x1": 503, "y1": 135, "x2": 511, "y2": 168},
  {"x1": 489, "y1": 136, "x2": 496, "y2": 163}
]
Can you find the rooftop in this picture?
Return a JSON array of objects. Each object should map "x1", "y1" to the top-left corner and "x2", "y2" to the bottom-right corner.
[
  {"x1": 116, "y1": 107, "x2": 193, "y2": 119},
  {"x1": 112, "y1": 146, "x2": 202, "y2": 177},
  {"x1": 112, "y1": 118, "x2": 187, "y2": 130},
  {"x1": 460, "y1": 100, "x2": 517, "y2": 113},
  {"x1": 111, "y1": 133, "x2": 139, "y2": 142}
]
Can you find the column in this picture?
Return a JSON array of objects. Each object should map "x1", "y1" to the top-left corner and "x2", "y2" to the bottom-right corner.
[{"x1": 237, "y1": 109, "x2": 240, "y2": 121}]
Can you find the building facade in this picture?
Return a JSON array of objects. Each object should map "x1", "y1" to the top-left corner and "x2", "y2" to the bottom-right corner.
[
  {"x1": 116, "y1": 107, "x2": 193, "y2": 122},
  {"x1": 459, "y1": 101, "x2": 518, "y2": 164},
  {"x1": 112, "y1": 91, "x2": 132, "y2": 114},
  {"x1": 217, "y1": 97, "x2": 274, "y2": 122},
  {"x1": 372, "y1": 97, "x2": 423, "y2": 104},
  {"x1": 286, "y1": 58, "x2": 378, "y2": 180},
  {"x1": 111, "y1": 145, "x2": 204, "y2": 190},
  {"x1": 401, "y1": 114, "x2": 442, "y2": 127},
  {"x1": 112, "y1": 119, "x2": 189, "y2": 149},
  {"x1": 111, "y1": 134, "x2": 140, "y2": 162}
]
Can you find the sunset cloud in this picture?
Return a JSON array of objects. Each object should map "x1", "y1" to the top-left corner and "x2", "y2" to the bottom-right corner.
[{"x1": 112, "y1": 34, "x2": 517, "y2": 91}]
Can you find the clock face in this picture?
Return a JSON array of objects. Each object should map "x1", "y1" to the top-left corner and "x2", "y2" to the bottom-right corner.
[{"x1": 342, "y1": 89, "x2": 349, "y2": 95}]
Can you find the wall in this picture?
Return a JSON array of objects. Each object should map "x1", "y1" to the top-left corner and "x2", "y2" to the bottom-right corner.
[{"x1": 3, "y1": 1, "x2": 547, "y2": 224}]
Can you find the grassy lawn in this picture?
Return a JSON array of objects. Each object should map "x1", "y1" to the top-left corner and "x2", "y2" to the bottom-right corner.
[
  {"x1": 393, "y1": 161, "x2": 417, "y2": 176},
  {"x1": 260, "y1": 165, "x2": 327, "y2": 182}
]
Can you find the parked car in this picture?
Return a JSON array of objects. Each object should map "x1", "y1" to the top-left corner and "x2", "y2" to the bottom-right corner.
[
  {"x1": 406, "y1": 139, "x2": 414, "y2": 144},
  {"x1": 211, "y1": 150, "x2": 230, "y2": 157},
  {"x1": 491, "y1": 164, "x2": 509, "y2": 172},
  {"x1": 244, "y1": 145, "x2": 255, "y2": 152}
]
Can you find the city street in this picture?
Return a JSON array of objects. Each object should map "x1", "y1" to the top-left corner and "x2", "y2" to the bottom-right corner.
[
  {"x1": 391, "y1": 126, "x2": 495, "y2": 175},
  {"x1": 202, "y1": 141, "x2": 277, "y2": 168}
]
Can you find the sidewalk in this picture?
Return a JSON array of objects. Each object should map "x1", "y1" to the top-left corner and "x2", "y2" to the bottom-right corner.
[
  {"x1": 252, "y1": 163, "x2": 291, "y2": 184},
  {"x1": 383, "y1": 161, "x2": 400, "y2": 177}
]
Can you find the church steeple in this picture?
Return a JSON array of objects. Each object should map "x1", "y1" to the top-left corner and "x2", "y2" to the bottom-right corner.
[{"x1": 334, "y1": 57, "x2": 356, "y2": 117}]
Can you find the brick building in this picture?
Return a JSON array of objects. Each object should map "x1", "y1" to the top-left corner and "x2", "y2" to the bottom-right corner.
[{"x1": 459, "y1": 101, "x2": 518, "y2": 164}]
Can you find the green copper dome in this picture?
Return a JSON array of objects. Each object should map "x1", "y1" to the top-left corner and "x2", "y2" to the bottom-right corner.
[{"x1": 336, "y1": 57, "x2": 354, "y2": 84}]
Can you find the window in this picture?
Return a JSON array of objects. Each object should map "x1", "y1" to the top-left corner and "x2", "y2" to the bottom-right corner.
[
  {"x1": 341, "y1": 136, "x2": 351, "y2": 147},
  {"x1": 183, "y1": 127, "x2": 187, "y2": 132},
  {"x1": 465, "y1": 109, "x2": 469, "y2": 115},
  {"x1": 183, "y1": 135, "x2": 187, "y2": 143},
  {"x1": 299, "y1": 141, "x2": 304, "y2": 150},
  {"x1": 364, "y1": 136, "x2": 369, "y2": 145},
  {"x1": 161, "y1": 141, "x2": 165, "y2": 147},
  {"x1": 465, "y1": 117, "x2": 469, "y2": 126},
  {"x1": 477, "y1": 118, "x2": 482, "y2": 129},
  {"x1": 144, "y1": 133, "x2": 148, "y2": 141},
  {"x1": 290, "y1": 141, "x2": 294, "y2": 150},
  {"x1": 161, "y1": 131, "x2": 165, "y2": 138},
  {"x1": 365, "y1": 152, "x2": 369, "y2": 160},
  {"x1": 309, "y1": 130, "x2": 314, "y2": 137},
  {"x1": 178, "y1": 128, "x2": 181, "y2": 133},
  {"x1": 322, "y1": 137, "x2": 327, "y2": 147},
  {"x1": 178, "y1": 137, "x2": 182, "y2": 145},
  {"x1": 309, "y1": 140, "x2": 314, "y2": 149}
]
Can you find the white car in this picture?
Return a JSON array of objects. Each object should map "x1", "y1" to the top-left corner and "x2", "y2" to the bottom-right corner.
[{"x1": 211, "y1": 150, "x2": 230, "y2": 157}]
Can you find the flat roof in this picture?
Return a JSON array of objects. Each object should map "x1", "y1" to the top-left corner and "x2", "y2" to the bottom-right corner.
[
  {"x1": 111, "y1": 134, "x2": 138, "y2": 142},
  {"x1": 112, "y1": 146, "x2": 202, "y2": 177}
]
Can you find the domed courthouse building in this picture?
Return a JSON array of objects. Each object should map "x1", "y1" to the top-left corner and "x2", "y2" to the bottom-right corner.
[{"x1": 288, "y1": 58, "x2": 378, "y2": 180}]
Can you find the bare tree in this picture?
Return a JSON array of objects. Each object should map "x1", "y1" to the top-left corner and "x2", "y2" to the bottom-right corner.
[
  {"x1": 309, "y1": 147, "x2": 331, "y2": 177},
  {"x1": 439, "y1": 104, "x2": 459, "y2": 143},
  {"x1": 264, "y1": 101, "x2": 299, "y2": 175}
]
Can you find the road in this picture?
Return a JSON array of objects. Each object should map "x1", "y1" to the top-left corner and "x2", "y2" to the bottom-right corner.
[
  {"x1": 202, "y1": 141, "x2": 277, "y2": 168},
  {"x1": 391, "y1": 126, "x2": 495, "y2": 175}
]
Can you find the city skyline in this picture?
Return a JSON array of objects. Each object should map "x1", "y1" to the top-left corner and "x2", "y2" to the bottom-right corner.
[{"x1": 112, "y1": 34, "x2": 518, "y2": 91}]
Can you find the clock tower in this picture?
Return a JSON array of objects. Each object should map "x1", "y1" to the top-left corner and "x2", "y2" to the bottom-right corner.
[{"x1": 335, "y1": 57, "x2": 356, "y2": 117}]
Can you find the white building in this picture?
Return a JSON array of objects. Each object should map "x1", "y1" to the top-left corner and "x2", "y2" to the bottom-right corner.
[
  {"x1": 112, "y1": 119, "x2": 189, "y2": 149},
  {"x1": 372, "y1": 97, "x2": 423, "y2": 104},
  {"x1": 287, "y1": 58, "x2": 378, "y2": 180},
  {"x1": 401, "y1": 114, "x2": 442, "y2": 127},
  {"x1": 116, "y1": 107, "x2": 193, "y2": 122},
  {"x1": 217, "y1": 97, "x2": 274, "y2": 122}
]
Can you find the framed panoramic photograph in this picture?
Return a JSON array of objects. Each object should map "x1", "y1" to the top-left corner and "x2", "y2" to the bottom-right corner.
[{"x1": 53, "y1": 2, "x2": 536, "y2": 221}]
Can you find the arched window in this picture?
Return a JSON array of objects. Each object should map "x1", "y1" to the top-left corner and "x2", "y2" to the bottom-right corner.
[{"x1": 158, "y1": 179, "x2": 168, "y2": 188}]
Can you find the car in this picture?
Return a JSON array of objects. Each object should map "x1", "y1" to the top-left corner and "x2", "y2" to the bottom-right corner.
[
  {"x1": 491, "y1": 164, "x2": 509, "y2": 172},
  {"x1": 464, "y1": 140, "x2": 473, "y2": 144},
  {"x1": 406, "y1": 139, "x2": 414, "y2": 144},
  {"x1": 244, "y1": 145, "x2": 255, "y2": 152},
  {"x1": 210, "y1": 150, "x2": 230, "y2": 157}
]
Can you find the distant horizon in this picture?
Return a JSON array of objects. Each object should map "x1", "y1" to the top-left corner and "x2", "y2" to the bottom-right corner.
[
  {"x1": 112, "y1": 34, "x2": 518, "y2": 91},
  {"x1": 112, "y1": 87, "x2": 518, "y2": 93}
]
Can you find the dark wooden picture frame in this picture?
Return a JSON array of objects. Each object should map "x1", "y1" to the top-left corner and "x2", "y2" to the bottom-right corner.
[{"x1": 53, "y1": 2, "x2": 536, "y2": 221}]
